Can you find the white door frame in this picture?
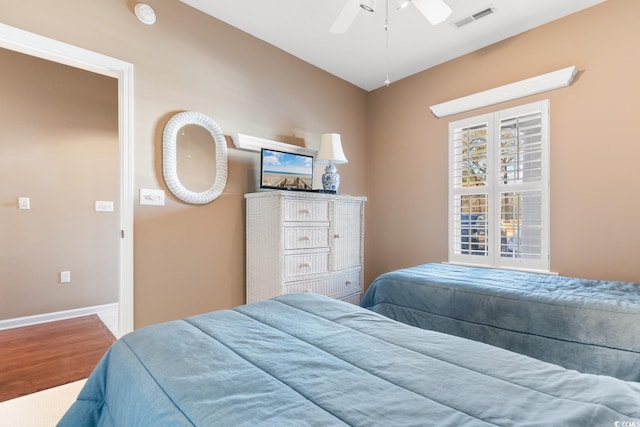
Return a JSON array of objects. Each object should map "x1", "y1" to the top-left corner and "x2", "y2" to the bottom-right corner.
[{"x1": 0, "y1": 23, "x2": 134, "y2": 337}]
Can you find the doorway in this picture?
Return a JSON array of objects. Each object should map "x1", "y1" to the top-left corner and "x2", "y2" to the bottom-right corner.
[{"x1": 0, "y1": 24, "x2": 133, "y2": 337}]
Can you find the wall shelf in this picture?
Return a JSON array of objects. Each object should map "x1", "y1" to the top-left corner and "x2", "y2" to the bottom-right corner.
[
  {"x1": 430, "y1": 66, "x2": 577, "y2": 118},
  {"x1": 232, "y1": 133, "x2": 315, "y2": 155}
]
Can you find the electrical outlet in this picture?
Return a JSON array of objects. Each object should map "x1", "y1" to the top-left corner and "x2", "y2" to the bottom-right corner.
[
  {"x1": 18, "y1": 197, "x2": 30, "y2": 210},
  {"x1": 60, "y1": 271, "x2": 71, "y2": 284}
]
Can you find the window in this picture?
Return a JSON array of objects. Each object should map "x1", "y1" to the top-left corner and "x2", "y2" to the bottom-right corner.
[{"x1": 448, "y1": 100, "x2": 549, "y2": 271}]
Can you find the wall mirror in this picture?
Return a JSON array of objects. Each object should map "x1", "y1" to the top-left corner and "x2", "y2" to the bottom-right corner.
[{"x1": 163, "y1": 111, "x2": 228, "y2": 204}]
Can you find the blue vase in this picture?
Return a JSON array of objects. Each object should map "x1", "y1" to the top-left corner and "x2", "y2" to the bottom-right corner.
[{"x1": 321, "y1": 163, "x2": 340, "y2": 192}]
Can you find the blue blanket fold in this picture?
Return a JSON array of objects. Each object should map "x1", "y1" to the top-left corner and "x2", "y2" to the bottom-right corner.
[
  {"x1": 59, "y1": 292, "x2": 640, "y2": 426},
  {"x1": 360, "y1": 263, "x2": 640, "y2": 381}
]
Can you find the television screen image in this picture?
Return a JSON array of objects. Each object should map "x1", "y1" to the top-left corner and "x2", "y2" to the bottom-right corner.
[{"x1": 261, "y1": 148, "x2": 314, "y2": 190}]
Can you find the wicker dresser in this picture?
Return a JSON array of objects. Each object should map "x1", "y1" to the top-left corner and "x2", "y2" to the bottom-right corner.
[{"x1": 245, "y1": 190, "x2": 366, "y2": 304}]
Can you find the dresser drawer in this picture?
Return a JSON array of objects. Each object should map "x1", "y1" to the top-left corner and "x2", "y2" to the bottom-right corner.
[
  {"x1": 283, "y1": 200, "x2": 329, "y2": 222},
  {"x1": 284, "y1": 253, "x2": 329, "y2": 278},
  {"x1": 284, "y1": 227, "x2": 329, "y2": 250},
  {"x1": 286, "y1": 270, "x2": 361, "y2": 299},
  {"x1": 338, "y1": 292, "x2": 362, "y2": 305}
]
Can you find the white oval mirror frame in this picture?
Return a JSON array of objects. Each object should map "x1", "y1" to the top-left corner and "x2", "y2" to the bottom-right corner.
[{"x1": 163, "y1": 111, "x2": 228, "y2": 204}]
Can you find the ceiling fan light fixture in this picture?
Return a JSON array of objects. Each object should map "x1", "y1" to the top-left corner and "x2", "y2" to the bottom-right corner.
[{"x1": 360, "y1": 0, "x2": 376, "y2": 12}]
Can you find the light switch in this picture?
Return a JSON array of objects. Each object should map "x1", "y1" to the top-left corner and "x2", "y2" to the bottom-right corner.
[
  {"x1": 140, "y1": 189, "x2": 165, "y2": 206},
  {"x1": 95, "y1": 201, "x2": 114, "y2": 212},
  {"x1": 18, "y1": 197, "x2": 30, "y2": 210},
  {"x1": 60, "y1": 271, "x2": 71, "y2": 284}
]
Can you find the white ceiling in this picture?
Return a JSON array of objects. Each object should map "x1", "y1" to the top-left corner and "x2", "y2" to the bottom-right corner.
[{"x1": 179, "y1": 0, "x2": 606, "y2": 91}]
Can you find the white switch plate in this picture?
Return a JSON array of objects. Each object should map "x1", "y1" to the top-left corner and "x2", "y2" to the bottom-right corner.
[
  {"x1": 18, "y1": 197, "x2": 30, "y2": 210},
  {"x1": 95, "y1": 200, "x2": 114, "y2": 212},
  {"x1": 60, "y1": 271, "x2": 71, "y2": 284},
  {"x1": 140, "y1": 188, "x2": 165, "y2": 206}
]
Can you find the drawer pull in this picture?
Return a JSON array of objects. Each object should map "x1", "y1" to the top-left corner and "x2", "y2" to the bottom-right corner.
[
  {"x1": 334, "y1": 234, "x2": 340, "y2": 239},
  {"x1": 300, "y1": 236, "x2": 311, "y2": 241},
  {"x1": 300, "y1": 209, "x2": 311, "y2": 214},
  {"x1": 301, "y1": 262, "x2": 312, "y2": 268},
  {"x1": 345, "y1": 280, "x2": 352, "y2": 286}
]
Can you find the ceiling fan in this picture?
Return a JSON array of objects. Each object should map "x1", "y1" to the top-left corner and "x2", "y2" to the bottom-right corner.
[{"x1": 330, "y1": 0, "x2": 452, "y2": 33}]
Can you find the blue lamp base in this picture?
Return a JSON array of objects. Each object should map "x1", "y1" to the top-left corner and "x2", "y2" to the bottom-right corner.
[{"x1": 321, "y1": 163, "x2": 341, "y2": 193}]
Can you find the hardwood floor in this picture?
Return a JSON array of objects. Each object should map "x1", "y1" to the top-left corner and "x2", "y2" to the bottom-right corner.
[{"x1": 0, "y1": 315, "x2": 116, "y2": 402}]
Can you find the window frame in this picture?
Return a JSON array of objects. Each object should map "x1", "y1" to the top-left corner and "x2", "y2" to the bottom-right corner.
[{"x1": 448, "y1": 100, "x2": 550, "y2": 272}]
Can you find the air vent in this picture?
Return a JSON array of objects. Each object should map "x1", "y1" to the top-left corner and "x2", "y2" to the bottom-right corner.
[
  {"x1": 453, "y1": 6, "x2": 496, "y2": 29},
  {"x1": 472, "y1": 7, "x2": 495, "y2": 20}
]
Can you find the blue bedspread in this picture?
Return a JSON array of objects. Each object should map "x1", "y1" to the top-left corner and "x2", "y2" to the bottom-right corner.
[
  {"x1": 59, "y1": 293, "x2": 640, "y2": 426},
  {"x1": 360, "y1": 263, "x2": 640, "y2": 381}
]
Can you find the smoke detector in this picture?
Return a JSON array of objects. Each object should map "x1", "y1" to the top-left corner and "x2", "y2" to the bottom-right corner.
[{"x1": 134, "y1": 3, "x2": 157, "y2": 25}]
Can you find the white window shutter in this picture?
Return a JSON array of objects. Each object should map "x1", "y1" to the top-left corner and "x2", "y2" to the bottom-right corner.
[
  {"x1": 449, "y1": 100, "x2": 549, "y2": 271},
  {"x1": 449, "y1": 115, "x2": 494, "y2": 265}
]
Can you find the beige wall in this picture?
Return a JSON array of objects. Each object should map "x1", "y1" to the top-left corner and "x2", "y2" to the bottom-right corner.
[
  {"x1": 0, "y1": 0, "x2": 368, "y2": 328},
  {"x1": 0, "y1": 48, "x2": 119, "y2": 320},
  {"x1": 367, "y1": 0, "x2": 640, "y2": 284},
  {"x1": 2, "y1": 0, "x2": 638, "y2": 328}
]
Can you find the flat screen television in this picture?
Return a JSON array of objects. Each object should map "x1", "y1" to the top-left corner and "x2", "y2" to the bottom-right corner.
[{"x1": 260, "y1": 148, "x2": 314, "y2": 191}]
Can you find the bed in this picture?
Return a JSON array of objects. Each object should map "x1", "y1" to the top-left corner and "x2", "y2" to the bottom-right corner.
[
  {"x1": 360, "y1": 263, "x2": 640, "y2": 382},
  {"x1": 59, "y1": 293, "x2": 640, "y2": 426}
]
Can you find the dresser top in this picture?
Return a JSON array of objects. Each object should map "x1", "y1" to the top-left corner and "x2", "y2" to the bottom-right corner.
[{"x1": 245, "y1": 190, "x2": 366, "y2": 202}]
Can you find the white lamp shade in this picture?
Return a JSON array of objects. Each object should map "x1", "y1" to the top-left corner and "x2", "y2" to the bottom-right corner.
[{"x1": 316, "y1": 133, "x2": 348, "y2": 164}]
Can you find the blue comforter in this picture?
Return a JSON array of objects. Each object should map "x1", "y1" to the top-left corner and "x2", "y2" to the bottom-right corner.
[
  {"x1": 59, "y1": 293, "x2": 640, "y2": 426},
  {"x1": 360, "y1": 263, "x2": 640, "y2": 381}
]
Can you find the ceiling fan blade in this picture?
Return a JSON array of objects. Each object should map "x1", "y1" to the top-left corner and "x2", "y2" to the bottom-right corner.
[
  {"x1": 330, "y1": 0, "x2": 361, "y2": 34},
  {"x1": 412, "y1": 0, "x2": 452, "y2": 25}
]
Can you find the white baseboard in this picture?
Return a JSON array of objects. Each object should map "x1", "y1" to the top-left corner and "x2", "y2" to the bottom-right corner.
[{"x1": 0, "y1": 303, "x2": 119, "y2": 337}]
